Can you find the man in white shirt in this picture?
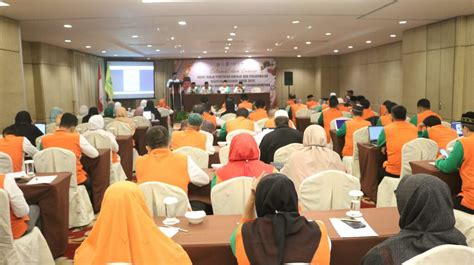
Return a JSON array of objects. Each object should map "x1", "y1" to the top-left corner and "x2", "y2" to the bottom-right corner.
[
  {"x1": 233, "y1": 81, "x2": 245, "y2": 93},
  {"x1": 200, "y1": 81, "x2": 213, "y2": 94},
  {"x1": 0, "y1": 126, "x2": 38, "y2": 172},
  {"x1": 219, "y1": 80, "x2": 231, "y2": 94}
]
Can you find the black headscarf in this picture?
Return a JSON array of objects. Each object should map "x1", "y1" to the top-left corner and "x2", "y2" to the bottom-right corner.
[
  {"x1": 144, "y1": 100, "x2": 161, "y2": 120},
  {"x1": 12, "y1": 111, "x2": 43, "y2": 146},
  {"x1": 361, "y1": 174, "x2": 467, "y2": 265},
  {"x1": 82, "y1": 107, "x2": 99, "y2": 123},
  {"x1": 222, "y1": 98, "x2": 236, "y2": 116},
  {"x1": 15, "y1": 111, "x2": 33, "y2": 125}
]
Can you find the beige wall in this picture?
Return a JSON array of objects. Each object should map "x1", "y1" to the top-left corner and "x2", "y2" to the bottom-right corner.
[{"x1": 0, "y1": 17, "x2": 26, "y2": 129}]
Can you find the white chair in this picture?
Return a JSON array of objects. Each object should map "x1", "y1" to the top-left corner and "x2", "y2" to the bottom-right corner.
[
  {"x1": 211, "y1": 177, "x2": 254, "y2": 215},
  {"x1": 330, "y1": 117, "x2": 351, "y2": 130},
  {"x1": 402, "y1": 245, "x2": 474, "y2": 265},
  {"x1": 377, "y1": 138, "x2": 438, "y2": 208},
  {"x1": 158, "y1": 107, "x2": 173, "y2": 118},
  {"x1": 226, "y1": 129, "x2": 255, "y2": 143},
  {"x1": 200, "y1": 130, "x2": 215, "y2": 154},
  {"x1": 0, "y1": 190, "x2": 55, "y2": 265},
  {"x1": 0, "y1": 152, "x2": 13, "y2": 174},
  {"x1": 310, "y1": 112, "x2": 322, "y2": 124},
  {"x1": 46, "y1": 123, "x2": 56, "y2": 134},
  {"x1": 220, "y1": 113, "x2": 236, "y2": 122},
  {"x1": 35, "y1": 135, "x2": 46, "y2": 148},
  {"x1": 139, "y1": 182, "x2": 191, "y2": 217},
  {"x1": 273, "y1": 143, "x2": 304, "y2": 165},
  {"x1": 103, "y1": 117, "x2": 114, "y2": 127},
  {"x1": 342, "y1": 111, "x2": 352, "y2": 118},
  {"x1": 295, "y1": 108, "x2": 311, "y2": 118},
  {"x1": 256, "y1": 118, "x2": 268, "y2": 129},
  {"x1": 343, "y1": 127, "x2": 369, "y2": 179},
  {"x1": 441, "y1": 121, "x2": 451, "y2": 129},
  {"x1": 75, "y1": 123, "x2": 89, "y2": 134},
  {"x1": 132, "y1": 116, "x2": 152, "y2": 128},
  {"x1": 299, "y1": 170, "x2": 360, "y2": 211},
  {"x1": 106, "y1": 121, "x2": 133, "y2": 136},
  {"x1": 33, "y1": 148, "x2": 94, "y2": 228},
  {"x1": 219, "y1": 145, "x2": 230, "y2": 165},
  {"x1": 172, "y1": 146, "x2": 209, "y2": 169},
  {"x1": 454, "y1": 210, "x2": 474, "y2": 247},
  {"x1": 83, "y1": 132, "x2": 127, "y2": 184}
]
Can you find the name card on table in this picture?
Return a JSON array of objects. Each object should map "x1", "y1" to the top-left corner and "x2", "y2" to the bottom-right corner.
[
  {"x1": 330, "y1": 218, "x2": 378, "y2": 238},
  {"x1": 27, "y1": 175, "x2": 57, "y2": 185}
]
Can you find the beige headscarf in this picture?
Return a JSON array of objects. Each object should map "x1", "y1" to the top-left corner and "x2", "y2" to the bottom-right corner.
[
  {"x1": 282, "y1": 125, "x2": 346, "y2": 189},
  {"x1": 115, "y1": 107, "x2": 136, "y2": 133}
]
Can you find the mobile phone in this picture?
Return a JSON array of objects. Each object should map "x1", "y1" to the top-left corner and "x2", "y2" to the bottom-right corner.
[
  {"x1": 341, "y1": 219, "x2": 366, "y2": 229},
  {"x1": 440, "y1": 149, "x2": 449, "y2": 158}
]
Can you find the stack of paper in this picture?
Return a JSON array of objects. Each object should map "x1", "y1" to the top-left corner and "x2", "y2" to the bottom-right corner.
[
  {"x1": 330, "y1": 218, "x2": 378, "y2": 238},
  {"x1": 27, "y1": 175, "x2": 57, "y2": 185},
  {"x1": 6, "y1": 172, "x2": 27, "y2": 179}
]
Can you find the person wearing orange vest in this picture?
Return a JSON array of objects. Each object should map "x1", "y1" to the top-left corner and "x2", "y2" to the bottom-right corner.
[
  {"x1": 286, "y1": 94, "x2": 296, "y2": 108},
  {"x1": 0, "y1": 126, "x2": 38, "y2": 172},
  {"x1": 136, "y1": 126, "x2": 209, "y2": 193},
  {"x1": 171, "y1": 113, "x2": 214, "y2": 154},
  {"x1": 248, "y1": 100, "x2": 267, "y2": 121},
  {"x1": 264, "y1": 109, "x2": 296, "y2": 129},
  {"x1": 289, "y1": 99, "x2": 308, "y2": 124},
  {"x1": 360, "y1": 99, "x2": 377, "y2": 120},
  {"x1": 420, "y1": 115, "x2": 458, "y2": 150},
  {"x1": 337, "y1": 104, "x2": 371, "y2": 157},
  {"x1": 318, "y1": 96, "x2": 343, "y2": 143},
  {"x1": 436, "y1": 112, "x2": 474, "y2": 214},
  {"x1": 40, "y1": 113, "x2": 99, "y2": 185},
  {"x1": 377, "y1": 101, "x2": 396, "y2": 126},
  {"x1": 230, "y1": 174, "x2": 330, "y2": 265},
  {"x1": 219, "y1": 108, "x2": 261, "y2": 140},
  {"x1": 379, "y1": 100, "x2": 391, "y2": 116},
  {"x1": 377, "y1": 105, "x2": 418, "y2": 179},
  {"x1": 306, "y1": 94, "x2": 319, "y2": 109},
  {"x1": 410, "y1": 98, "x2": 442, "y2": 129},
  {"x1": 238, "y1": 94, "x2": 253, "y2": 110}
]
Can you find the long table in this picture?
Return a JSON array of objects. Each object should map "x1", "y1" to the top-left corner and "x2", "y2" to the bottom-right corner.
[
  {"x1": 81, "y1": 148, "x2": 111, "y2": 212},
  {"x1": 358, "y1": 143, "x2": 385, "y2": 202},
  {"x1": 155, "y1": 207, "x2": 399, "y2": 265},
  {"x1": 182, "y1": 92, "x2": 270, "y2": 112},
  {"x1": 410, "y1": 160, "x2": 462, "y2": 195},
  {"x1": 18, "y1": 173, "x2": 71, "y2": 258}
]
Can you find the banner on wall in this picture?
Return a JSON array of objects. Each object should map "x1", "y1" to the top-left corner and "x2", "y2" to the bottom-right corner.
[{"x1": 174, "y1": 58, "x2": 277, "y2": 106}]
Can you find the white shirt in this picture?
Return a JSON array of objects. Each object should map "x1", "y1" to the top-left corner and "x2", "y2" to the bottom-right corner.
[
  {"x1": 234, "y1": 86, "x2": 244, "y2": 93},
  {"x1": 200, "y1": 87, "x2": 212, "y2": 94},
  {"x1": 187, "y1": 158, "x2": 210, "y2": 187},
  {"x1": 253, "y1": 122, "x2": 262, "y2": 133},
  {"x1": 2, "y1": 174, "x2": 29, "y2": 218},
  {"x1": 219, "y1": 86, "x2": 230, "y2": 94},
  {"x1": 79, "y1": 135, "x2": 99, "y2": 158},
  {"x1": 83, "y1": 130, "x2": 119, "y2": 153},
  {"x1": 23, "y1": 138, "x2": 38, "y2": 157}
]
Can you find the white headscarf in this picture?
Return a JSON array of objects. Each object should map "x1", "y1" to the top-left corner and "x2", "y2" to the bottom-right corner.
[
  {"x1": 114, "y1": 102, "x2": 122, "y2": 111},
  {"x1": 88, "y1": 115, "x2": 104, "y2": 131},
  {"x1": 79, "y1": 105, "x2": 88, "y2": 116},
  {"x1": 140, "y1": 100, "x2": 147, "y2": 108}
]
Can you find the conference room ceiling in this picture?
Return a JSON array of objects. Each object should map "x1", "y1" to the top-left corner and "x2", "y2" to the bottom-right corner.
[{"x1": 1, "y1": 0, "x2": 473, "y2": 59}]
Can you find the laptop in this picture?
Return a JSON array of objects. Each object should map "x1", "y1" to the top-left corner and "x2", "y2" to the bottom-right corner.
[
  {"x1": 368, "y1": 126, "x2": 383, "y2": 145},
  {"x1": 451, "y1": 122, "x2": 463, "y2": 137},
  {"x1": 143, "y1": 111, "x2": 152, "y2": 120},
  {"x1": 335, "y1": 119, "x2": 347, "y2": 130},
  {"x1": 34, "y1": 123, "x2": 46, "y2": 134}
]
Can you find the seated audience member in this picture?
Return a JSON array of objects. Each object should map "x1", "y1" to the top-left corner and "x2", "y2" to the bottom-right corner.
[
  {"x1": 361, "y1": 175, "x2": 467, "y2": 265},
  {"x1": 318, "y1": 96, "x2": 343, "y2": 143},
  {"x1": 288, "y1": 98, "x2": 308, "y2": 125},
  {"x1": 338, "y1": 98, "x2": 351, "y2": 112},
  {"x1": 248, "y1": 100, "x2": 267, "y2": 121},
  {"x1": 234, "y1": 81, "x2": 245, "y2": 93},
  {"x1": 191, "y1": 103, "x2": 216, "y2": 132},
  {"x1": 84, "y1": 115, "x2": 121, "y2": 165},
  {"x1": 115, "y1": 107, "x2": 136, "y2": 135},
  {"x1": 306, "y1": 94, "x2": 319, "y2": 109},
  {"x1": 103, "y1": 101, "x2": 115, "y2": 118},
  {"x1": 337, "y1": 104, "x2": 371, "y2": 157},
  {"x1": 136, "y1": 126, "x2": 209, "y2": 192},
  {"x1": 0, "y1": 126, "x2": 38, "y2": 172},
  {"x1": 377, "y1": 101, "x2": 397, "y2": 126},
  {"x1": 0, "y1": 173, "x2": 40, "y2": 239},
  {"x1": 212, "y1": 134, "x2": 275, "y2": 187},
  {"x1": 144, "y1": 100, "x2": 162, "y2": 120},
  {"x1": 356, "y1": 95, "x2": 366, "y2": 104},
  {"x1": 158, "y1": 98, "x2": 171, "y2": 110},
  {"x1": 41, "y1": 113, "x2": 99, "y2": 185},
  {"x1": 259, "y1": 115, "x2": 303, "y2": 163},
  {"x1": 221, "y1": 98, "x2": 237, "y2": 116},
  {"x1": 202, "y1": 103, "x2": 220, "y2": 128},
  {"x1": 171, "y1": 113, "x2": 213, "y2": 154},
  {"x1": 133, "y1": 99, "x2": 147, "y2": 116},
  {"x1": 238, "y1": 94, "x2": 253, "y2": 110},
  {"x1": 286, "y1": 94, "x2": 296, "y2": 107},
  {"x1": 282, "y1": 125, "x2": 346, "y2": 189},
  {"x1": 379, "y1": 100, "x2": 391, "y2": 116},
  {"x1": 74, "y1": 181, "x2": 191, "y2": 265},
  {"x1": 410, "y1": 98, "x2": 442, "y2": 128},
  {"x1": 436, "y1": 112, "x2": 474, "y2": 214},
  {"x1": 264, "y1": 109, "x2": 296, "y2": 129},
  {"x1": 78, "y1": 105, "x2": 88, "y2": 123},
  {"x1": 420, "y1": 115, "x2": 457, "y2": 149},
  {"x1": 345, "y1": 89, "x2": 354, "y2": 101},
  {"x1": 360, "y1": 98, "x2": 377, "y2": 120},
  {"x1": 377, "y1": 105, "x2": 417, "y2": 180},
  {"x1": 230, "y1": 173, "x2": 330, "y2": 265},
  {"x1": 219, "y1": 108, "x2": 261, "y2": 140},
  {"x1": 81, "y1": 107, "x2": 99, "y2": 124},
  {"x1": 12, "y1": 111, "x2": 43, "y2": 146},
  {"x1": 49, "y1": 107, "x2": 64, "y2": 126}
]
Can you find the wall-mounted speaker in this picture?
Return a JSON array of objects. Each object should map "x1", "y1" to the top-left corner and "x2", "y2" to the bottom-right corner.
[{"x1": 284, "y1": 71, "x2": 293, "y2": 86}]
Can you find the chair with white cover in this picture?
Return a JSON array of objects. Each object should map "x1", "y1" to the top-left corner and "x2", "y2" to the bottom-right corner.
[
  {"x1": 103, "y1": 117, "x2": 114, "y2": 127},
  {"x1": 441, "y1": 121, "x2": 451, "y2": 129},
  {"x1": 33, "y1": 148, "x2": 94, "y2": 228},
  {"x1": 0, "y1": 190, "x2": 55, "y2": 265},
  {"x1": 226, "y1": 129, "x2": 255, "y2": 143},
  {"x1": 256, "y1": 118, "x2": 268, "y2": 129},
  {"x1": 75, "y1": 123, "x2": 89, "y2": 134},
  {"x1": 132, "y1": 116, "x2": 152, "y2": 128},
  {"x1": 273, "y1": 143, "x2": 304, "y2": 165},
  {"x1": 172, "y1": 146, "x2": 209, "y2": 169},
  {"x1": 219, "y1": 145, "x2": 230, "y2": 165},
  {"x1": 158, "y1": 107, "x2": 172, "y2": 117},
  {"x1": 402, "y1": 245, "x2": 474, "y2": 265},
  {"x1": 343, "y1": 127, "x2": 369, "y2": 178},
  {"x1": 295, "y1": 108, "x2": 311, "y2": 118},
  {"x1": 211, "y1": 177, "x2": 254, "y2": 215},
  {"x1": 139, "y1": 181, "x2": 190, "y2": 217},
  {"x1": 0, "y1": 152, "x2": 13, "y2": 174},
  {"x1": 299, "y1": 170, "x2": 360, "y2": 211},
  {"x1": 46, "y1": 123, "x2": 56, "y2": 134},
  {"x1": 454, "y1": 209, "x2": 474, "y2": 247},
  {"x1": 310, "y1": 112, "x2": 322, "y2": 124},
  {"x1": 330, "y1": 117, "x2": 351, "y2": 130},
  {"x1": 106, "y1": 121, "x2": 133, "y2": 136},
  {"x1": 377, "y1": 138, "x2": 438, "y2": 208},
  {"x1": 342, "y1": 111, "x2": 352, "y2": 118},
  {"x1": 84, "y1": 132, "x2": 127, "y2": 184},
  {"x1": 220, "y1": 113, "x2": 236, "y2": 122}
]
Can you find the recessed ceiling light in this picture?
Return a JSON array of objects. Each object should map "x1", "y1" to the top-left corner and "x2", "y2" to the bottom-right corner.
[
  {"x1": 306, "y1": 41, "x2": 311, "y2": 45},
  {"x1": 275, "y1": 43, "x2": 279, "y2": 46},
  {"x1": 333, "y1": 49, "x2": 339, "y2": 53},
  {"x1": 227, "y1": 38, "x2": 233, "y2": 41},
  {"x1": 64, "y1": 39, "x2": 71, "y2": 43},
  {"x1": 348, "y1": 45, "x2": 353, "y2": 49},
  {"x1": 224, "y1": 51, "x2": 228, "y2": 53},
  {"x1": 203, "y1": 51, "x2": 207, "y2": 54},
  {"x1": 178, "y1": 21, "x2": 187, "y2": 26},
  {"x1": 266, "y1": 48, "x2": 272, "y2": 52},
  {"x1": 170, "y1": 36, "x2": 175, "y2": 40},
  {"x1": 147, "y1": 44, "x2": 152, "y2": 47},
  {"x1": 146, "y1": 58, "x2": 151, "y2": 60},
  {"x1": 233, "y1": 25, "x2": 238, "y2": 29},
  {"x1": 390, "y1": 34, "x2": 397, "y2": 38},
  {"x1": 286, "y1": 35, "x2": 291, "y2": 39},
  {"x1": 85, "y1": 45, "x2": 91, "y2": 49},
  {"x1": 64, "y1": 24, "x2": 72, "y2": 28},
  {"x1": 155, "y1": 49, "x2": 160, "y2": 52},
  {"x1": 245, "y1": 50, "x2": 249, "y2": 53},
  {"x1": 131, "y1": 35, "x2": 139, "y2": 38},
  {"x1": 225, "y1": 47, "x2": 230, "y2": 50},
  {"x1": 399, "y1": 20, "x2": 407, "y2": 24},
  {"x1": 248, "y1": 55, "x2": 252, "y2": 58},
  {"x1": 366, "y1": 40, "x2": 372, "y2": 44},
  {"x1": 227, "y1": 43, "x2": 232, "y2": 46},
  {"x1": 156, "y1": 27, "x2": 160, "y2": 31},
  {"x1": 230, "y1": 32, "x2": 236, "y2": 36},
  {"x1": 291, "y1": 20, "x2": 300, "y2": 24},
  {"x1": 101, "y1": 50, "x2": 107, "y2": 54},
  {"x1": 198, "y1": 56, "x2": 202, "y2": 58},
  {"x1": 0, "y1": 1, "x2": 10, "y2": 7},
  {"x1": 325, "y1": 32, "x2": 332, "y2": 36},
  {"x1": 293, "y1": 46, "x2": 298, "y2": 50},
  {"x1": 307, "y1": 25, "x2": 312, "y2": 29},
  {"x1": 297, "y1": 55, "x2": 301, "y2": 58}
]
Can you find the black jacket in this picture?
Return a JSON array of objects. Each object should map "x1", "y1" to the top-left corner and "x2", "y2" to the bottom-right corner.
[{"x1": 259, "y1": 125, "x2": 303, "y2": 164}]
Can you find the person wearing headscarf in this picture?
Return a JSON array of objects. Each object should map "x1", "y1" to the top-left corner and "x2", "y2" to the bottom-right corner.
[
  {"x1": 171, "y1": 113, "x2": 214, "y2": 154},
  {"x1": 133, "y1": 100, "x2": 147, "y2": 117},
  {"x1": 221, "y1": 98, "x2": 237, "y2": 116},
  {"x1": 49, "y1": 107, "x2": 63, "y2": 124},
  {"x1": 115, "y1": 107, "x2": 136, "y2": 135},
  {"x1": 78, "y1": 105, "x2": 88, "y2": 123},
  {"x1": 81, "y1": 107, "x2": 99, "y2": 124},
  {"x1": 230, "y1": 173, "x2": 331, "y2": 265},
  {"x1": 282, "y1": 125, "x2": 346, "y2": 189},
  {"x1": 12, "y1": 111, "x2": 43, "y2": 146},
  {"x1": 104, "y1": 101, "x2": 115, "y2": 118},
  {"x1": 114, "y1": 101, "x2": 122, "y2": 113},
  {"x1": 158, "y1": 98, "x2": 170, "y2": 109},
  {"x1": 361, "y1": 174, "x2": 467, "y2": 265},
  {"x1": 74, "y1": 181, "x2": 192, "y2": 265},
  {"x1": 144, "y1": 100, "x2": 161, "y2": 120},
  {"x1": 84, "y1": 115, "x2": 120, "y2": 165},
  {"x1": 212, "y1": 134, "x2": 275, "y2": 188}
]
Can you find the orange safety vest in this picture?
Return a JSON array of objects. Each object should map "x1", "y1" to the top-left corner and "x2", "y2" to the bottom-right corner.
[
  {"x1": 307, "y1": 100, "x2": 319, "y2": 109},
  {"x1": 41, "y1": 129, "x2": 87, "y2": 184},
  {"x1": 290, "y1": 103, "x2": 308, "y2": 123},
  {"x1": 287, "y1": 99, "x2": 295, "y2": 106},
  {"x1": 379, "y1": 105, "x2": 388, "y2": 116},
  {"x1": 321, "y1": 104, "x2": 329, "y2": 111},
  {"x1": 417, "y1": 110, "x2": 442, "y2": 125},
  {"x1": 362, "y1": 108, "x2": 377, "y2": 120},
  {"x1": 202, "y1": 112, "x2": 217, "y2": 127},
  {"x1": 171, "y1": 129, "x2": 207, "y2": 151},
  {"x1": 0, "y1": 135, "x2": 24, "y2": 172},
  {"x1": 459, "y1": 135, "x2": 474, "y2": 209},
  {"x1": 427, "y1": 125, "x2": 458, "y2": 150},
  {"x1": 380, "y1": 114, "x2": 392, "y2": 126},
  {"x1": 238, "y1": 101, "x2": 253, "y2": 110},
  {"x1": 384, "y1": 121, "x2": 418, "y2": 175},
  {"x1": 248, "y1": 109, "x2": 268, "y2": 121},
  {"x1": 342, "y1": 118, "x2": 371, "y2": 157},
  {"x1": 323, "y1": 108, "x2": 343, "y2": 143},
  {"x1": 338, "y1": 104, "x2": 350, "y2": 112},
  {"x1": 264, "y1": 119, "x2": 296, "y2": 129},
  {"x1": 227, "y1": 117, "x2": 255, "y2": 133},
  {"x1": 136, "y1": 149, "x2": 191, "y2": 192},
  {"x1": 0, "y1": 175, "x2": 29, "y2": 239}
]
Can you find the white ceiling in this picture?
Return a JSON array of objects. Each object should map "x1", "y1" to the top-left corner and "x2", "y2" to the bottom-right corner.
[{"x1": 1, "y1": 0, "x2": 473, "y2": 59}]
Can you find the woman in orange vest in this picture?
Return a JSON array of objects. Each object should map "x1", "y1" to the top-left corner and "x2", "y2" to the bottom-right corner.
[
  {"x1": 420, "y1": 115, "x2": 458, "y2": 150},
  {"x1": 74, "y1": 181, "x2": 192, "y2": 265},
  {"x1": 318, "y1": 96, "x2": 343, "y2": 143},
  {"x1": 377, "y1": 101, "x2": 396, "y2": 126},
  {"x1": 230, "y1": 173, "x2": 330, "y2": 265},
  {"x1": 337, "y1": 104, "x2": 371, "y2": 157}
]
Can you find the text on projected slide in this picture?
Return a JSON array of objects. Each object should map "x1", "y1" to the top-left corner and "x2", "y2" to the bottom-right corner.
[{"x1": 108, "y1": 61, "x2": 155, "y2": 99}]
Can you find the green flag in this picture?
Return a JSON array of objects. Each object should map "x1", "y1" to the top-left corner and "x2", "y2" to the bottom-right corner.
[{"x1": 104, "y1": 64, "x2": 114, "y2": 99}]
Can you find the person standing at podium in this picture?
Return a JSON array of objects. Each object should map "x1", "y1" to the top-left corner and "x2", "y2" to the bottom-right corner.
[{"x1": 167, "y1": 72, "x2": 182, "y2": 111}]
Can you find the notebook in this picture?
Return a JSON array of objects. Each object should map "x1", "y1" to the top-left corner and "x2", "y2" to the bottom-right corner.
[
  {"x1": 368, "y1": 126, "x2": 383, "y2": 145},
  {"x1": 143, "y1": 111, "x2": 152, "y2": 120},
  {"x1": 451, "y1": 122, "x2": 463, "y2": 137},
  {"x1": 34, "y1": 123, "x2": 46, "y2": 134},
  {"x1": 335, "y1": 119, "x2": 347, "y2": 130}
]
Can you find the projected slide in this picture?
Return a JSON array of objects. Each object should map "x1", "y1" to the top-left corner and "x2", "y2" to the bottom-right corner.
[{"x1": 108, "y1": 61, "x2": 155, "y2": 99}]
